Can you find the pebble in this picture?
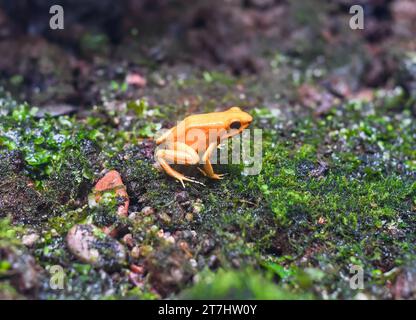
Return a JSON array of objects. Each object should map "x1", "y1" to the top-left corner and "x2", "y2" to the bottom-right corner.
[
  {"x1": 165, "y1": 236, "x2": 176, "y2": 244},
  {"x1": 157, "y1": 229, "x2": 164, "y2": 238},
  {"x1": 122, "y1": 233, "x2": 135, "y2": 248},
  {"x1": 66, "y1": 224, "x2": 126, "y2": 271},
  {"x1": 93, "y1": 170, "x2": 129, "y2": 217},
  {"x1": 22, "y1": 233, "x2": 39, "y2": 247},
  {"x1": 128, "y1": 212, "x2": 139, "y2": 221},
  {"x1": 189, "y1": 259, "x2": 198, "y2": 268},
  {"x1": 158, "y1": 212, "x2": 171, "y2": 224},
  {"x1": 125, "y1": 73, "x2": 147, "y2": 87},
  {"x1": 130, "y1": 264, "x2": 144, "y2": 274},
  {"x1": 130, "y1": 246, "x2": 141, "y2": 259},
  {"x1": 141, "y1": 206, "x2": 155, "y2": 216},
  {"x1": 35, "y1": 104, "x2": 77, "y2": 118},
  {"x1": 207, "y1": 255, "x2": 219, "y2": 268}
]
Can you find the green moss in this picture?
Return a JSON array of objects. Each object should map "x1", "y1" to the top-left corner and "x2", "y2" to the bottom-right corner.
[
  {"x1": 0, "y1": 218, "x2": 24, "y2": 247},
  {"x1": 80, "y1": 32, "x2": 110, "y2": 57},
  {"x1": 0, "y1": 282, "x2": 22, "y2": 299},
  {"x1": 181, "y1": 268, "x2": 311, "y2": 299},
  {"x1": 46, "y1": 207, "x2": 88, "y2": 236},
  {"x1": 230, "y1": 94, "x2": 416, "y2": 298},
  {"x1": 0, "y1": 103, "x2": 101, "y2": 186}
]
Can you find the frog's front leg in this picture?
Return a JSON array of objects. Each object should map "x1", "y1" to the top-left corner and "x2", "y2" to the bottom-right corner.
[
  {"x1": 199, "y1": 142, "x2": 226, "y2": 180},
  {"x1": 156, "y1": 142, "x2": 203, "y2": 188}
]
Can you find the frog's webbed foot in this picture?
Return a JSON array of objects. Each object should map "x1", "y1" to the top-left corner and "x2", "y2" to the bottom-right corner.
[
  {"x1": 197, "y1": 167, "x2": 226, "y2": 180},
  {"x1": 210, "y1": 173, "x2": 227, "y2": 180},
  {"x1": 178, "y1": 175, "x2": 205, "y2": 188}
]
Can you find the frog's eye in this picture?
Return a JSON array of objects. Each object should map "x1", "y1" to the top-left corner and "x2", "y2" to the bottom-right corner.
[{"x1": 230, "y1": 121, "x2": 241, "y2": 130}]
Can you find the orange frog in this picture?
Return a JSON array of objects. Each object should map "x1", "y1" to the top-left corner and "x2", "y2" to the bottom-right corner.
[{"x1": 155, "y1": 107, "x2": 253, "y2": 187}]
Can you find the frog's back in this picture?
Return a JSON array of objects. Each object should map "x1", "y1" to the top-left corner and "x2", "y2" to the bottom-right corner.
[
  {"x1": 183, "y1": 111, "x2": 227, "y2": 130},
  {"x1": 165, "y1": 112, "x2": 225, "y2": 149}
]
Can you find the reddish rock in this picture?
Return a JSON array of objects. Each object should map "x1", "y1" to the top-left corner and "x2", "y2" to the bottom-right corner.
[
  {"x1": 126, "y1": 73, "x2": 147, "y2": 87},
  {"x1": 122, "y1": 233, "x2": 135, "y2": 248},
  {"x1": 391, "y1": 266, "x2": 416, "y2": 299},
  {"x1": 130, "y1": 264, "x2": 145, "y2": 274},
  {"x1": 94, "y1": 170, "x2": 129, "y2": 217},
  {"x1": 392, "y1": 0, "x2": 416, "y2": 39},
  {"x1": 353, "y1": 89, "x2": 374, "y2": 102},
  {"x1": 297, "y1": 84, "x2": 339, "y2": 116}
]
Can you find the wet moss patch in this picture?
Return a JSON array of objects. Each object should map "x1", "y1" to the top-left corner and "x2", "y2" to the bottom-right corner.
[{"x1": 1, "y1": 68, "x2": 415, "y2": 299}]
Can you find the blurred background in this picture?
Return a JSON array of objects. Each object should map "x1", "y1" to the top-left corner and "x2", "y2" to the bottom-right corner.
[{"x1": 0, "y1": 0, "x2": 415, "y2": 111}]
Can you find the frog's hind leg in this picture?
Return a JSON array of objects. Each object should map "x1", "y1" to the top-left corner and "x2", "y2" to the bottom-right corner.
[{"x1": 156, "y1": 142, "x2": 204, "y2": 188}]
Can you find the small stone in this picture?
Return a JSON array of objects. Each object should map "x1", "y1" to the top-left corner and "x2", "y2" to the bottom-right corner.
[
  {"x1": 207, "y1": 255, "x2": 219, "y2": 268},
  {"x1": 126, "y1": 73, "x2": 147, "y2": 87},
  {"x1": 128, "y1": 212, "x2": 137, "y2": 220},
  {"x1": 189, "y1": 259, "x2": 197, "y2": 268},
  {"x1": 202, "y1": 238, "x2": 216, "y2": 254},
  {"x1": 175, "y1": 191, "x2": 189, "y2": 203},
  {"x1": 353, "y1": 89, "x2": 374, "y2": 102},
  {"x1": 67, "y1": 224, "x2": 126, "y2": 271},
  {"x1": 165, "y1": 236, "x2": 175, "y2": 244},
  {"x1": 130, "y1": 246, "x2": 141, "y2": 259},
  {"x1": 141, "y1": 206, "x2": 155, "y2": 216},
  {"x1": 354, "y1": 293, "x2": 370, "y2": 300},
  {"x1": 94, "y1": 170, "x2": 129, "y2": 217},
  {"x1": 318, "y1": 217, "x2": 326, "y2": 225},
  {"x1": 185, "y1": 213, "x2": 193, "y2": 222},
  {"x1": 391, "y1": 266, "x2": 416, "y2": 299},
  {"x1": 35, "y1": 104, "x2": 77, "y2": 118},
  {"x1": 122, "y1": 233, "x2": 135, "y2": 248},
  {"x1": 182, "y1": 230, "x2": 195, "y2": 239},
  {"x1": 158, "y1": 212, "x2": 171, "y2": 224},
  {"x1": 129, "y1": 271, "x2": 143, "y2": 287},
  {"x1": 231, "y1": 258, "x2": 241, "y2": 268},
  {"x1": 130, "y1": 264, "x2": 144, "y2": 274},
  {"x1": 94, "y1": 170, "x2": 124, "y2": 191},
  {"x1": 22, "y1": 233, "x2": 39, "y2": 247},
  {"x1": 145, "y1": 248, "x2": 193, "y2": 296},
  {"x1": 1, "y1": 248, "x2": 41, "y2": 293}
]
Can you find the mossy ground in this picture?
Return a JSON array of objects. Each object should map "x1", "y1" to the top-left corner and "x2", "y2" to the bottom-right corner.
[{"x1": 0, "y1": 56, "x2": 415, "y2": 299}]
